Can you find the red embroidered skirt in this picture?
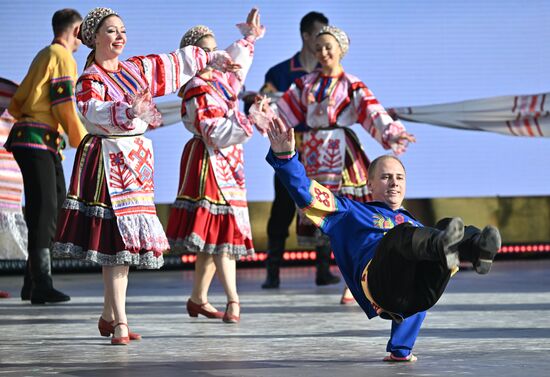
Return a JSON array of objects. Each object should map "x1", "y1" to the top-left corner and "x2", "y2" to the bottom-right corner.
[
  {"x1": 166, "y1": 138, "x2": 254, "y2": 258},
  {"x1": 52, "y1": 135, "x2": 164, "y2": 268}
]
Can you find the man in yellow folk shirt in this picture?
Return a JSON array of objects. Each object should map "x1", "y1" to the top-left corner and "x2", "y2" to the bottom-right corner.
[{"x1": 5, "y1": 9, "x2": 87, "y2": 304}]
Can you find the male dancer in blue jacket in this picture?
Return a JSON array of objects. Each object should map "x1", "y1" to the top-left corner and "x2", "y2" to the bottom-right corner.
[{"x1": 264, "y1": 117, "x2": 501, "y2": 362}]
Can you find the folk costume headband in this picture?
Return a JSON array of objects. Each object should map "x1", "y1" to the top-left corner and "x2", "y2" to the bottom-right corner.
[
  {"x1": 180, "y1": 25, "x2": 215, "y2": 48},
  {"x1": 317, "y1": 25, "x2": 350, "y2": 57},
  {"x1": 80, "y1": 7, "x2": 118, "y2": 49}
]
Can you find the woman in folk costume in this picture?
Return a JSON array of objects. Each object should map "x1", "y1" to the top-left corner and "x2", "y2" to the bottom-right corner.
[
  {"x1": 275, "y1": 26, "x2": 415, "y2": 303},
  {"x1": 52, "y1": 7, "x2": 237, "y2": 345},
  {"x1": 166, "y1": 8, "x2": 264, "y2": 324},
  {"x1": 0, "y1": 78, "x2": 27, "y2": 299}
]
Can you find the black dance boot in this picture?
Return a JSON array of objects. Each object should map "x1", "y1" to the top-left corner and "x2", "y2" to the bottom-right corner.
[
  {"x1": 315, "y1": 244, "x2": 340, "y2": 286},
  {"x1": 261, "y1": 239, "x2": 284, "y2": 289},
  {"x1": 29, "y1": 248, "x2": 70, "y2": 304},
  {"x1": 20, "y1": 260, "x2": 31, "y2": 301},
  {"x1": 411, "y1": 217, "x2": 465, "y2": 270},
  {"x1": 471, "y1": 226, "x2": 501, "y2": 274},
  {"x1": 436, "y1": 219, "x2": 501, "y2": 275}
]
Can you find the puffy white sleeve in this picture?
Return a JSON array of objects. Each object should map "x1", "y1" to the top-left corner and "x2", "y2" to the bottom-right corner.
[
  {"x1": 354, "y1": 82, "x2": 409, "y2": 154},
  {"x1": 128, "y1": 46, "x2": 210, "y2": 97}
]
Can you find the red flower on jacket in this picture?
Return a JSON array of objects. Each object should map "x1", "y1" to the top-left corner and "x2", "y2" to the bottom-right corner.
[{"x1": 395, "y1": 214, "x2": 405, "y2": 225}]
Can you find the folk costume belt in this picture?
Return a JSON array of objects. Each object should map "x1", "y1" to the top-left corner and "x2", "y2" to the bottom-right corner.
[{"x1": 5, "y1": 121, "x2": 65, "y2": 154}]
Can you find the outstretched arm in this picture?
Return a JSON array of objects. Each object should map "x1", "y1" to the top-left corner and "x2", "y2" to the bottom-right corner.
[
  {"x1": 226, "y1": 7, "x2": 265, "y2": 88},
  {"x1": 77, "y1": 79, "x2": 163, "y2": 132},
  {"x1": 354, "y1": 83, "x2": 416, "y2": 155},
  {"x1": 128, "y1": 47, "x2": 240, "y2": 98}
]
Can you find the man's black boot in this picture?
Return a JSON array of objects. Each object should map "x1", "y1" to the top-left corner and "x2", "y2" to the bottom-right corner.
[
  {"x1": 471, "y1": 226, "x2": 501, "y2": 274},
  {"x1": 262, "y1": 239, "x2": 284, "y2": 289},
  {"x1": 20, "y1": 261, "x2": 31, "y2": 300},
  {"x1": 411, "y1": 217, "x2": 464, "y2": 270},
  {"x1": 315, "y1": 244, "x2": 340, "y2": 286},
  {"x1": 436, "y1": 219, "x2": 500, "y2": 274},
  {"x1": 29, "y1": 248, "x2": 70, "y2": 304}
]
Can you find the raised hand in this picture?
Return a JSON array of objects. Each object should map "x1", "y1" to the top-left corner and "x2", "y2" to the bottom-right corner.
[
  {"x1": 267, "y1": 117, "x2": 295, "y2": 155},
  {"x1": 246, "y1": 8, "x2": 259, "y2": 26},
  {"x1": 237, "y1": 7, "x2": 265, "y2": 40}
]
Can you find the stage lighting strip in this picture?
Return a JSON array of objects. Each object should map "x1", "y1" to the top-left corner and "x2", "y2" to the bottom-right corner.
[
  {"x1": 180, "y1": 251, "x2": 319, "y2": 264},
  {"x1": 499, "y1": 244, "x2": 550, "y2": 254},
  {"x1": 179, "y1": 244, "x2": 550, "y2": 264}
]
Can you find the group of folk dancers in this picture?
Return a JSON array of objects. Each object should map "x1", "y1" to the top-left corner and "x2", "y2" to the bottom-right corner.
[{"x1": 0, "y1": 7, "x2": 501, "y2": 361}]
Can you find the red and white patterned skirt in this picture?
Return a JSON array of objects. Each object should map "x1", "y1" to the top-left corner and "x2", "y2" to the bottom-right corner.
[
  {"x1": 166, "y1": 138, "x2": 254, "y2": 258},
  {"x1": 52, "y1": 135, "x2": 164, "y2": 268}
]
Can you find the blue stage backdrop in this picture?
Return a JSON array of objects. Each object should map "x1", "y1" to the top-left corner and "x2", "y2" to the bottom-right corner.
[{"x1": 1, "y1": 0, "x2": 549, "y2": 201}]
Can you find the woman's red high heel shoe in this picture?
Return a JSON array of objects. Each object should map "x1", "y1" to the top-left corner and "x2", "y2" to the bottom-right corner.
[
  {"x1": 186, "y1": 299, "x2": 224, "y2": 319},
  {"x1": 98, "y1": 317, "x2": 142, "y2": 340},
  {"x1": 222, "y1": 301, "x2": 240, "y2": 323},
  {"x1": 111, "y1": 323, "x2": 130, "y2": 346}
]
